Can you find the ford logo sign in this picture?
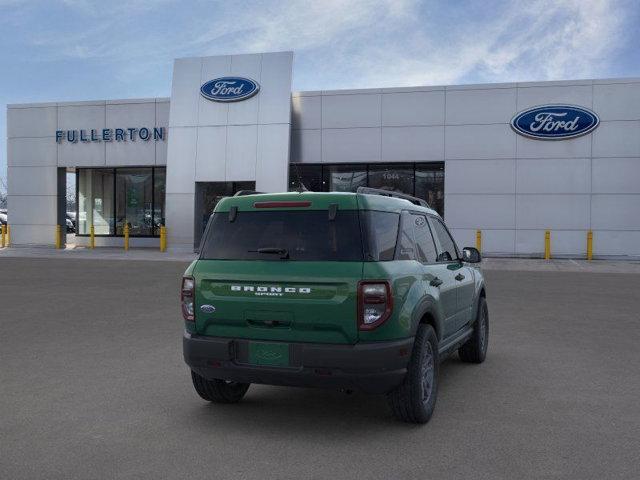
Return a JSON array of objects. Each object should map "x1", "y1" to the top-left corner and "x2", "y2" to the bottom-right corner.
[
  {"x1": 200, "y1": 77, "x2": 260, "y2": 102},
  {"x1": 511, "y1": 105, "x2": 599, "y2": 140},
  {"x1": 200, "y1": 304, "x2": 216, "y2": 314}
]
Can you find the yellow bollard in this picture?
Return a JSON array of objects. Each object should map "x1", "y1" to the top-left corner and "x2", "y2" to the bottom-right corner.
[
  {"x1": 544, "y1": 230, "x2": 551, "y2": 260},
  {"x1": 90, "y1": 224, "x2": 95, "y2": 249},
  {"x1": 6, "y1": 224, "x2": 10, "y2": 246},
  {"x1": 55, "y1": 225, "x2": 62, "y2": 249},
  {"x1": 124, "y1": 224, "x2": 129, "y2": 251},
  {"x1": 475, "y1": 229, "x2": 482, "y2": 253},
  {"x1": 160, "y1": 226, "x2": 167, "y2": 252},
  {"x1": 587, "y1": 230, "x2": 593, "y2": 261},
  {"x1": 1, "y1": 224, "x2": 6, "y2": 248}
]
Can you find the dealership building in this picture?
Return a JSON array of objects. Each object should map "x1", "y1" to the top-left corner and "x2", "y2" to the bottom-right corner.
[{"x1": 6, "y1": 51, "x2": 640, "y2": 257}]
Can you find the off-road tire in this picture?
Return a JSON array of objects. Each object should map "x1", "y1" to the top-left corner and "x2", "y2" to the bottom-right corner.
[
  {"x1": 387, "y1": 324, "x2": 439, "y2": 424},
  {"x1": 458, "y1": 296, "x2": 489, "y2": 364},
  {"x1": 191, "y1": 370, "x2": 250, "y2": 403}
]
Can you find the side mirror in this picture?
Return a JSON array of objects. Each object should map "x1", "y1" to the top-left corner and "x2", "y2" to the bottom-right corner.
[{"x1": 462, "y1": 247, "x2": 481, "y2": 263}]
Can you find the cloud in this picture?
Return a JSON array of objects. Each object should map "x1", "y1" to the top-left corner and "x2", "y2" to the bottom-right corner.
[{"x1": 26, "y1": 0, "x2": 629, "y2": 89}]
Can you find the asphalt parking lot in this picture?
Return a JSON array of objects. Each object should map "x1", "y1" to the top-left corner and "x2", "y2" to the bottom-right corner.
[{"x1": 1, "y1": 257, "x2": 640, "y2": 479}]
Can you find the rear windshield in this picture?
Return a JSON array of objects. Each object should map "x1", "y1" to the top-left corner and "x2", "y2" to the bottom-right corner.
[{"x1": 200, "y1": 210, "x2": 364, "y2": 261}]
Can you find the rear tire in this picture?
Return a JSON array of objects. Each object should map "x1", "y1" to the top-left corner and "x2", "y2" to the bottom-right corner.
[
  {"x1": 458, "y1": 296, "x2": 489, "y2": 364},
  {"x1": 387, "y1": 324, "x2": 439, "y2": 424},
  {"x1": 191, "y1": 370, "x2": 250, "y2": 403}
]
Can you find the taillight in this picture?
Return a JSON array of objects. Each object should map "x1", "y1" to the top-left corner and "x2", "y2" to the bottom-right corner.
[
  {"x1": 358, "y1": 281, "x2": 393, "y2": 330},
  {"x1": 181, "y1": 276, "x2": 195, "y2": 322}
]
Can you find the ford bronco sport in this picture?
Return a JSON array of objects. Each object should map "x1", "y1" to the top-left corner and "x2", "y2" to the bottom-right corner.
[{"x1": 182, "y1": 188, "x2": 488, "y2": 423}]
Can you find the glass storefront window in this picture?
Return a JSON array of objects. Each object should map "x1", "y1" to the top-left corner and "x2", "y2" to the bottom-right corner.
[
  {"x1": 115, "y1": 169, "x2": 153, "y2": 236},
  {"x1": 154, "y1": 169, "x2": 166, "y2": 233},
  {"x1": 288, "y1": 162, "x2": 445, "y2": 216},
  {"x1": 415, "y1": 164, "x2": 444, "y2": 217},
  {"x1": 289, "y1": 164, "x2": 323, "y2": 192},
  {"x1": 323, "y1": 164, "x2": 367, "y2": 192},
  {"x1": 76, "y1": 167, "x2": 165, "y2": 237},
  {"x1": 77, "y1": 169, "x2": 114, "y2": 235},
  {"x1": 368, "y1": 164, "x2": 414, "y2": 194}
]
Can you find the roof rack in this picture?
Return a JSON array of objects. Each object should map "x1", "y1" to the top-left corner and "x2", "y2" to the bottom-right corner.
[
  {"x1": 356, "y1": 187, "x2": 430, "y2": 208},
  {"x1": 233, "y1": 190, "x2": 265, "y2": 197}
]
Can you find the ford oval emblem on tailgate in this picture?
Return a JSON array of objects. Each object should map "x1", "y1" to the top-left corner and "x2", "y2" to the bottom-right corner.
[{"x1": 200, "y1": 304, "x2": 216, "y2": 313}]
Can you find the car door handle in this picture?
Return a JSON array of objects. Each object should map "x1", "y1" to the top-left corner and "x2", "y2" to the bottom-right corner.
[
  {"x1": 455, "y1": 273, "x2": 465, "y2": 281},
  {"x1": 429, "y1": 277, "x2": 443, "y2": 287}
]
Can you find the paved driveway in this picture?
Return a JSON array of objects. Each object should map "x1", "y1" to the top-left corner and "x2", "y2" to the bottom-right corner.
[{"x1": 1, "y1": 258, "x2": 639, "y2": 479}]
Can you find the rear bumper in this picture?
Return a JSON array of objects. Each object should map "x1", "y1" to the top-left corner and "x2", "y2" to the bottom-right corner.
[{"x1": 183, "y1": 332, "x2": 413, "y2": 394}]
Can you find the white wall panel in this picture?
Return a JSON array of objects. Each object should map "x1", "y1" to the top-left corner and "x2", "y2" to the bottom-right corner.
[
  {"x1": 516, "y1": 194, "x2": 589, "y2": 230},
  {"x1": 195, "y1": 126, "x2": 227, "y2": 181},
  {"x1": 290, "y1": 129, "x2": 321, "y2": 163},
  {"x1": 515, "y1": 229, "x2": 586, "y2": 256},
  {"x1": 7, "y1": 195, "x2": 57, "y2": 225},
  {"x1": 322, "y1": 94, "x2": 381, "y2": 128},
  {"x1": 155, "y1": 101, "x2": 170, "y2": 165},
  {"x1": 593, "y1": 82, "x2": 640, "y2": 121},
  {"x1": 445, "y1": 194, "x2": 515, "y2": 229},
  {"x1": 381, "y1": 126, "x2": 443, "y2": 161},
  {"x1": 106, "y1": 139, "x2": 155, "y2": 166},
  {"x1": 292, "y1": 95, "x2": 321, "y2": 130},
  {"x1": 58, "y1": 104, "x2": 105, "y2": 132},
  {"x1": 7, "y1": 106, "x2": 57, "y2": 138},
  {"x1": 516, "y1": 85, "x2": 592, "y2": 111},
  {"x1": 322, "y1": 128, "x2": 380, "y2": 163},
  {"x1": 57, "y1": 141, "x2": 105, "y2": 167},
  {"x1": 226, "y1": 125, "x2": 257, "y2": 180},
  {"x1": 592, "y1": 158, "x2": 640, "y2": 193},
  {"x1": 197, "y1": 55, "x2": 231, "y2": 127},
  {"x1": 592, "y1": 231, "x2": 640, "y2": 256},
  {"x1": 256, "y1": 124, "x2": 290, "y2": 192},
  {"x1": 591, "y1": 195, "x2": 640, "y2": 230},
  {"x1": 7, "y1": 166, "x2": 58, "y2": 196},
  {"x1": 516, "y1": 134, "x2": 591, "y2": 159},
  {"x1": 451, "y1": 228, "x2": 516, "y2": 254},
  {"x1": 516, "y1": 158, "x2": 590, "y2": 194},
  {"x1": 445, "y1": 159, "x2": 515, "y2": 194},
  {"x1": 8, "y1": 137, "x2": 57, "y2": 167},
  {"x1": 446, "y1": 88, "x2": 516, "y2": 125},
  {"x1": 165, "y1": 193, "x2": 195, "y2": 248},
  {"x1": 170, "y1": 57, "x2": 202, "y2": 127},
  {"x1": 445, "y1": 124, "x2": 515, "y2": 159},
  {"x1": 227, "y1": 54, "x2": 261, "y2": 126},
  {"x1": 4, "y1": 224, "x2": 56, "y2": 246},
  {"x1": 259, "y1": 51, "x2": 294, "y2": 125},
  {"x1": 166, "y1": 128, "x2": 196, "y2": 194},
  {"x1": 592, "y1": 121, "x2": 640, "y2": 157},
  {"x1": 381, "y1": 91, "x2": 444, "y2": 126}
]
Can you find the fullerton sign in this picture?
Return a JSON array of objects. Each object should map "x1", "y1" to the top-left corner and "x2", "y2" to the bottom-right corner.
[
  {"x1": 510, "y1": 105, "x2": 599, "y2": 140},
  {"x1": 55, "y1": 127, "x2": 165, "y2": 143}
]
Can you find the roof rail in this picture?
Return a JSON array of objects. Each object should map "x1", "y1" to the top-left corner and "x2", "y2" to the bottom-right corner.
[
  {"x1": 356, "y1": 187, "x2": 430, "y2": 208},
  {"x1": 233, "y1": 190, "x2": 265, "y2": 197}
]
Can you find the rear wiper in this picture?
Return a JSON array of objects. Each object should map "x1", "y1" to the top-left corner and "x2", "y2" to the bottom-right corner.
[{"x1": 248, "y1": 247, "x2": 290, "y2": 259}]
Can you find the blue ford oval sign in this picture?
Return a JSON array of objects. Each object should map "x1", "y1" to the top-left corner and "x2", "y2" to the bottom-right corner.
[
  {"x1": 200, "y1": 77, "x2": 260, "y2": 102},
  {"x1": 511, "y1": 105, "x2": 599, "y2": 140}
]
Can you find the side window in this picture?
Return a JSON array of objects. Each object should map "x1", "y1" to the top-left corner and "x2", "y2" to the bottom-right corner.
[
  {"x1": 395, "y1": 212, "x2": 416, "y2": 260},
  {"x1": 412, "y1": 214, "x2": 438, "y2": 263},
  {"x1": 428, "y1": 217, "x2": 459, "y2": 262}
]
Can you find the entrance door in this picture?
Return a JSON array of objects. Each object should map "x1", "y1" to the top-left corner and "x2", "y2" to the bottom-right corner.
[{"x1": 194, "y1": 181, "x2": 256, "y2": 250}]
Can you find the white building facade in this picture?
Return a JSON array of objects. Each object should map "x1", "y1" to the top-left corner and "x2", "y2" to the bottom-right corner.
[{"x1": 6, "y1": 51, "x2": 640, "y2": 257}]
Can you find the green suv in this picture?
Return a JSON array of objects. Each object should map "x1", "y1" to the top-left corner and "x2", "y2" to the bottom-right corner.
[{"x1": 182, "y1": 188, "x2": 488, "y2": 423}]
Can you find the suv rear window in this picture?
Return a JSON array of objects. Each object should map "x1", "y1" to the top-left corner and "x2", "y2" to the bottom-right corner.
[{"x1": 200, "y1": 210, "x2": 364, "y2": 261}]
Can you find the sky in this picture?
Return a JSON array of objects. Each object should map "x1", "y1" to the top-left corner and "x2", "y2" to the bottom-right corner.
[{"x1": 1, "y1": 0, "x2": 639, "y2": 191}]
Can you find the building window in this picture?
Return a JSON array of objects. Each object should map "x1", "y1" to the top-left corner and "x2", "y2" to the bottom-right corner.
[
  {"x1": 77, "y1": 169, "x2": 115, "y2": 235},
  {"x1": 77, "y1": 167, "x2": 166, "y2": 237},
  {"x1": 287, "y1": 162, "x2": 445, "y2": 216}
]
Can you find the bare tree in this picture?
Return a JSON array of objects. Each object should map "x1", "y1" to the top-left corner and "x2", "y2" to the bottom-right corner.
[{"x1": 0, "y1": 176, "x2": 7, "y2": 209}]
